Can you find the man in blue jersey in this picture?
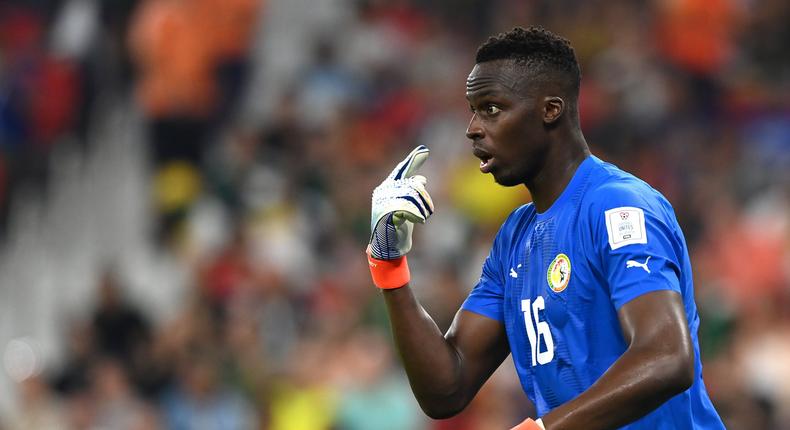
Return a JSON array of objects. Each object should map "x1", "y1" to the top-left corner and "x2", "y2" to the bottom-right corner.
[{"x1": 366, "y1": 27, "x2": 725, "y2": 429}]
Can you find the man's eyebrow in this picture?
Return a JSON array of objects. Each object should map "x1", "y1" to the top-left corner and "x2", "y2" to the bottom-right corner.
[{"x1": 465, "y1": 88, "x2": 503, "y2": 100}]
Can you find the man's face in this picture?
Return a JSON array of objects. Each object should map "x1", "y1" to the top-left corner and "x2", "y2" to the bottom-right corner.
[{"x1": 465, "y1": 60, "x2": 547, "y2": 187}]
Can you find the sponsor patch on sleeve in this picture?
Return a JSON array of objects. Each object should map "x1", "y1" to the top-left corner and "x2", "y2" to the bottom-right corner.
[{"x1": 605, "y1": 206, "x2": 647, "y2": 250}]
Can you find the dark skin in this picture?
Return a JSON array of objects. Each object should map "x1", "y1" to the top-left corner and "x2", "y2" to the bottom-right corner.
[{"x1": 382, "y1": 59, "x2": 695, "y2": 428}]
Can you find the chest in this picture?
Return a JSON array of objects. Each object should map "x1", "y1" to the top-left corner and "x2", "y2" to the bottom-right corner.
[
  {"x1": 502, "y1": 215, "x2": 604, "y2": 337},
  {"x1": 509, "y1": 216, "x2": 596, "y2": 289}
]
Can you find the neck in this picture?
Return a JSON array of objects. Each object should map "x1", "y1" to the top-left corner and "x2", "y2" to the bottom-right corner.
[{"x1": 526, "y1": 130, "x2": 590, "y2": 213}]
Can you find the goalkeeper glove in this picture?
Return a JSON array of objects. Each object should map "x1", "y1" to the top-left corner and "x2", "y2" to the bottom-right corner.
[{"x1": 367, "y1": 145, "x2": 434, "y2": 289}]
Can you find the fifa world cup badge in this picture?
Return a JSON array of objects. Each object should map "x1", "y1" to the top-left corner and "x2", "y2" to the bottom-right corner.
[{"x1": 547, "y1": 253, "x2": 571, "y2": 292}]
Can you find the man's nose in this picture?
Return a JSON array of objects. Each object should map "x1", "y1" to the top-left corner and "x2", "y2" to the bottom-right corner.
[{"x1": 466, "y1": 113, "x2": 484, "y2": 140}]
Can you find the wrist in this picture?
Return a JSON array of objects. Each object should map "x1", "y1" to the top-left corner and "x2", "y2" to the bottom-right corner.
[{"x1": 367, "y1": 252, "x2": 410, "y2": 289}]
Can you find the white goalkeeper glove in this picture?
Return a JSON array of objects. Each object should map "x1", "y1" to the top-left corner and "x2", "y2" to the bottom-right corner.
[{"x1": 367, "y1": 145, "x2": 434, "y2": 289}]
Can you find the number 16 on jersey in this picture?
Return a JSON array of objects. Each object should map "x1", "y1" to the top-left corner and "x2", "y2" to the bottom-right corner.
[{"x1": 522, "y1": 297, "x2": 555, "y2": 366}]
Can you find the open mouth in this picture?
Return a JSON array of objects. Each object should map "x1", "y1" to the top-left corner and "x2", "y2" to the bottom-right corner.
[{"x1": 473, "y1": 147, "x2": 494, "y2": 173}]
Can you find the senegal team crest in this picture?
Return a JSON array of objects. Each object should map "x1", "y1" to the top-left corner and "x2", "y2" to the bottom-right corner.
[{"x1": 547, "y1": 253, "x2": 571, "y2": 292}]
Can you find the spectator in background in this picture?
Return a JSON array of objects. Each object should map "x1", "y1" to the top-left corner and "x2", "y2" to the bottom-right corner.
[
  {"x1": 333, "y1": 329, "x2": 424, "y2": 430},
  {"x1": 267, "y1": 337, "x2": 340, "y2": 430},
  {"x1": 129, "y1": 0, "x2": 217, "y2": 164},
  {"x1": 91, "y1": 270, "x2": 151, "y2": 366},
  {"x1": 129, "y1": 0, "x2": 261, "y2": 244},
  {"x1": 161, "y1": 351, "x2": 256, "y2": 430},
  {"x1": 2, "y1": 375, "x2": 65, "y2": 430},
  {"x1": 128, "y1": 0, "x2": 261, "y2": 163},
  {"x1": 656, "y1": 0, "x2": 737, "y2": 117},
  {"x1": 0, "y1": 3, "x2": 82, "y2": 211},
  {"x1": 90, "y1": 358, "x2": 155, "y2": 429},
  {"x1": 52, "y1": 321, "x2": 95, "y2": 397}
]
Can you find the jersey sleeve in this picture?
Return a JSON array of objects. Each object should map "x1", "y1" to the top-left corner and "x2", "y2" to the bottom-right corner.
[
  {"x1": 461, "y1": 213, "x2": 516, "y2": 322},
  {"x1": 589, "y1": 181, "x2": 685, "y2": 310},
  {"x1": 461, "y1": 247, "x2": 505, "y2": 321}
]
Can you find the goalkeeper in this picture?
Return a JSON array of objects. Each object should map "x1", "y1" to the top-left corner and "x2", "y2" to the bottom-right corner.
[{"x1": 366, "y1": 27, "x2": 724, "y2": 430}]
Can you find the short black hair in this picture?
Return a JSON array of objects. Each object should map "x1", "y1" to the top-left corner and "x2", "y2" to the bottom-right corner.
[{"x1": 476, "y1": 26, "x2": 581, "y2": 95}]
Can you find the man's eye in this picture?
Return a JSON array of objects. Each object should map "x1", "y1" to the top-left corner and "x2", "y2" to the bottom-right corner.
[{"x1": 485, "y1": 105, "x2": 501, "y2": 115}]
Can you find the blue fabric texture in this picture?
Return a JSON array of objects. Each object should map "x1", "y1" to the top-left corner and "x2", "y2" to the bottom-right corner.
[{"x1": 462, "y1": 156, "x2": 724, "y2": 429}]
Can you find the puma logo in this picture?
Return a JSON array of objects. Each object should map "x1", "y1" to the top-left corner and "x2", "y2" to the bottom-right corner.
[{"x1": 626, "y1": 256, "x2": 651, "y2": 273}]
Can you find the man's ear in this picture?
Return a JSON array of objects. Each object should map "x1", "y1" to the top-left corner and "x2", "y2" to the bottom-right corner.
[{"x1": 543, "y1": 96, "x2": 564, "y2": 124}]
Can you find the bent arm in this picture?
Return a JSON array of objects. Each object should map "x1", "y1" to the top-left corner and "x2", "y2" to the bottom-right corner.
[
  {"x1": 541, "y1": 290, "x2": 694, "y2": 430},
  {"x1": 383, "y1": 285, "x2": 510, "y2": 418}
]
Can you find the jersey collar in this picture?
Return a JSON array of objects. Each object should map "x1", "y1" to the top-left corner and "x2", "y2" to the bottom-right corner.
[{"x1": 536, "y1": 155, "x2": 596, "y2": 221}]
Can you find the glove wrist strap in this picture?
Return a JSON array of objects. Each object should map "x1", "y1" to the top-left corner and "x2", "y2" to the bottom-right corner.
[
  {"x1": 367, "y1": 253, "x2": 410, "y2": 289},
  {"x1": 511, "y1": 418, "x2": 545, "y2": 430}
]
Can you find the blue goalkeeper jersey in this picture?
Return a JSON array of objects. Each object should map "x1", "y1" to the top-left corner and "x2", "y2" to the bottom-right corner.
[{"x1": 462, "y1": 155, "x2": 724, "y2": 429}]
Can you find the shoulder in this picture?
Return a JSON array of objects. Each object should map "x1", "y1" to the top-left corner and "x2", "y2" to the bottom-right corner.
[
  {"x1": 582, "y1": 157, "x2": 672, "y2": 216},
  {"x1": 580, "y1": 158, "x2": 680, "y2": 249}
]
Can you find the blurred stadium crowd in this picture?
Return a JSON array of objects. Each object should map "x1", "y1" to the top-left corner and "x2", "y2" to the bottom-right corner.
[{"x1": 1, "y1": 0, "x2": 789, "y2": 429}]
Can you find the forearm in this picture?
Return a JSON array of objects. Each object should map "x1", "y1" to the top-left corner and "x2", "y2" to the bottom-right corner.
[
  {"x1": 382, "y1": 285, "x2": 467, "y2": 417},
  {"x1": 542, "y1": 346, "x2": 693, "y2": 429},
  {"x1": 368, "y1": 147, "x2": 508, "y2": 417}
]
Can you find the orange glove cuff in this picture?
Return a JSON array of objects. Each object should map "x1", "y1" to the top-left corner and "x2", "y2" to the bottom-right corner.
[
  {"x1": 511, "y1": 418, "x2": 543, "y2": 430},
  {"x1": 367, "y1": 253, "x2": 410, "y2": 289}
]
